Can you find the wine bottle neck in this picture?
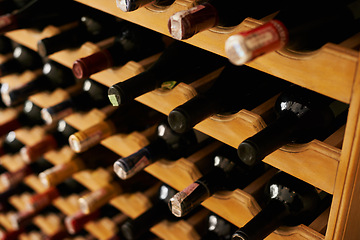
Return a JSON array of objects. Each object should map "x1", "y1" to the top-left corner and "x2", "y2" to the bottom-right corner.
[
  {"x1": 233, "y1": 199, "x2": 290, "y2": 240},
  {"x1": 169, "y1": 166, "x2": 232, "y2": 217},
  {"x1": 238, "y1": 113, "x2": 300, "y2": 166},
  {"x1": 113, "y1": 138, "x2": 167, "y2": 179}
]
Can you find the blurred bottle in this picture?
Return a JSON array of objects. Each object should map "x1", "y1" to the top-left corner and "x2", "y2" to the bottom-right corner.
[
  {"x1": 113, "y1": 120, "x2": 210, "y2": 179},
  {"x1": 0, "y1": 130, "x2": 25, "y2": 157},
  {"x1": 69, "y1": 101, "x2": 164, "y2": 153},
  {"x1": 231, "y1": 171, "x2": 331, "y2": 240},
  {"x1": 0, "y1": 44, "x2": 43, "y2": 77},
  {"x1": 0, "y1": 0, "x2": 88, "y2": 34},
  {"x1": 203, "y1": 213, "x2": 238, "y2": 240},
  {"x1": 0, "y1": 157, "x2": 53, "y2": 189},
  {"x1": 108, "y1": 40, "x2": 227, "y2": 106},
  {"x1": 120, "y1": 183, "x2": 177, "y2": 240},
  {"x1": 225, "y1": 0, "x2": 360, "y2": 65},
  {"x1": 37, "y1": 9, "x2": 124, "y2": 57},
  {"x1": 72, "y1": 21, "x2": 165, "y2": 80},
  {"x1": 20, "y1": 119, "x2": 77, "y2": 163},
  {"x1": 1, "y1": 60, "x2": 79, "y2": 107},
  {"x1": 0, "y1": 100, "x2": 43, "y2": 137},
  {"x1": 78, "y1": 172, "x2": 158, "y2": 214},
  {"x1": 65, "y1": 204, "x2": 126, "y2": 234},
  {"x1": 237, "y1": 84, "x2": 349, "y2": 167},
  {"x1": 9, "y1": 179, "x2": 86, "y2": 229},
  {"x1": 168, "y1": 63, "x2": 288, "y2": 133},
  {"x1": 38, "y1": 144, "x2": 120, "y2": 188},
  {"x1": 169, "y1": 146, "x2": 266, "y2": 217},
  {"x1": 40, "y1": 79, "x2": 109, "y2": 125},
  {"x1": 168, "y1": 0, "x2": 285, "y2": 40}
]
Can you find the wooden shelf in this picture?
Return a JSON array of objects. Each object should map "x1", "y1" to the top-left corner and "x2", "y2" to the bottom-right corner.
[
  {"x1": 71, "y1": 0, "x2": 358, "y2": 104},
  {"x1": 2, "y1": 0, "x2": 360, "y2": 239}
]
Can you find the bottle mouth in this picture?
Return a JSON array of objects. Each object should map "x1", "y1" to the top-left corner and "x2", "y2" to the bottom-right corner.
[
  {"x1": 40, "y1": 108, "x2": 55, "y2": 125},
  {"x1": 168, "y1": 192, "x2": 186, "y2": 217},
  {"x1": 68, "y1": 134, "x2": 83, "y2": 153},
  {"x1": 19, "y1": 146, "x2": 31, "y2": 163},
  {"x1": 78, "y1": 197, "x2": 91, "y2": 214},
  {"x1": 168, "y1": 108, "x2": 191, "y2": 133},
  {"x1": 168, "y1": 10, "x2": 187, "y2": 40},
  {"x1": 232, "y1": 232, "x2": 248, "y2": 240},
  {"x1": 38, "y1": 171, "x2": 52, "y2": 188},
  {"x1": 113, "y1": 160, "x2": 130, "y2": 179},
  {"x1": 237, "y1": 140, "x2": 260, "y2": 166},
  {"x1": 225, "y1": 34, "x2": 253, "y2": 66},
  {"x1": 0, "y1": 83, "x2": 12, "y2": 107},
  {"x1": 72, "y1": 59, "x2": 88, "y2": 80}
]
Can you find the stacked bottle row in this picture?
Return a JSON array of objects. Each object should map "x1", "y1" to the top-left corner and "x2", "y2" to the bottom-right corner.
[
  {"x1": 0, "y1": 41, "x2": 345, "y2": 240},
  {"x1": 0, "y1": 125, "x2": 332, "y2": 240},
  {"x1": 0, "y1": 0, "x2": 351, "y2": 239}
]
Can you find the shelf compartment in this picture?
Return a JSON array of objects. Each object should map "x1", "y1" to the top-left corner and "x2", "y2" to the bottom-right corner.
[
  {"x1": 3, "y1": 25, "x2": 342, "y2": 193},
  {"x1": 147, "y1": 146, "x2": 327, "y2": 240},
  {"x1": 71, "y1": 0, "x2": 358, "y2": 104},
  {"x1": 5, "y1": 4, "x2": 358, "y2": 103}
]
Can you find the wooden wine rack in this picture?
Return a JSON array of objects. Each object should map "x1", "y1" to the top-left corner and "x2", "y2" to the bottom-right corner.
[{"x1": 1, "y1": 0, "x2": 360, "y2": 239}]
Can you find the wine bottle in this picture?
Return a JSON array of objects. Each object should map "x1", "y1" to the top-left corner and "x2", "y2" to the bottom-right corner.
[
  {"x1": 169, "y1": 146, "x2": 266, "y2": 217},
  {"x1": 120, "y1": 183, "x2": 178, "y2": 240},
  {"x1": 116, "y1": 0, "x2": 175, "y2": 12},
  {"x1": 203, "y1": 213, "x2": 237, "y2": 240},
  {"x1": 108, "y1": 40, "x2": 227, "y2": 106},
  {"x1": 0, "y1": 44, "x2": 43, "y2": 77},
  {"x1": 40, "y1": 79, "x2": 109, "y2": 125},
  {"x1": 237, "y1": 84, "x2": 349, "y2": 167},
  {"x1": 38, "y1": 145, "x2": 120, "y2": 187},
  {"x1": 0, "y1": 0, "x2": 88, "y2": 34},
  {"x1": 78, "y1": 172, "x2": 157, "y2": 214},
  {"x1": 0, "y1": 130, "x2": 25, "y2": 157},
  {"x1": 0, "y1": 157, "x2": 53, "y2": 189},
  {"x1": 0, "y1": 100, "x2": 43, "y2": 137},
  {"x1": 0, "y1": 35, "x2": 14, "y2": 54},
  {"x1": 1, "y1": 60, "x2": 78, "y2": 107},
  {"x1": 19, "y1": 119, "x2": 77, "y2": 163},
  {"x1": 65, "y1": 204, "x2": 126, "y2": 234},
  {"x1": 36, "y1": 9, "x2": 124, "y2": 57},
  {"x1": 168, "y1": 0, "x2": 285, "y2": 40},
  {"x1": 113, "y1": 120, "x2": 210, "y2": 179},
  {"x1": 10, "y1": 179, "x2": 85, "y2": 229},
  {"x1": 231, "y1": 171, "x2": 329, "y2": 240},
  {"x1": 72, "y1": 21, "x2": 165, "y2": 79},
  {"x1": 168, "y1": 63, "x2": 289, "y2": 133},
  {"x1": 68, "y1": 101, "x2": 164, "y2": 153},
  {"x1": 225, "y1": 0, "x2": 360, "y2": 65}
]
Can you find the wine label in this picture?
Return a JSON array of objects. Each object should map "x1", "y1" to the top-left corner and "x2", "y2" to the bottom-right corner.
[
  {"x1": 39, "y1": 160, "x2": 84, "y2": 187},
  {"x1": 225, "y1": 20, "x2": 288, "y2": 65},
  {"x1": 161, "y1": 81, "x2": 177, "y2": 90},
  {"x1": 114, "y1": 148, "x2": 152, "y2": 179},
  {"x1": 79, "y1": 184, "x2": 121, "y2": 213},
  {"x1": 243, "y1": 20, "x2": 287, "y2": 56},
  {"x1": 69, "y1": 121, "x2": 114, "y2": 152}
]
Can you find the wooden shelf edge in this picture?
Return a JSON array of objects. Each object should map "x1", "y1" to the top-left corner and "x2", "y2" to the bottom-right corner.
[{"x1": 73, "y1": 0, "x2": 358, "y2": 103}]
